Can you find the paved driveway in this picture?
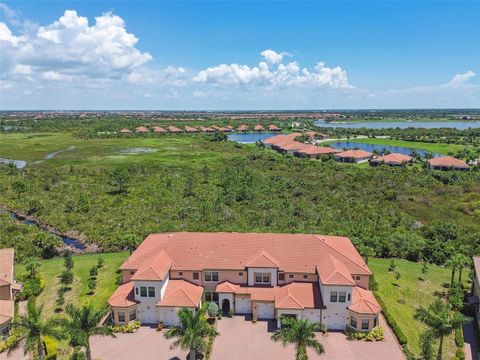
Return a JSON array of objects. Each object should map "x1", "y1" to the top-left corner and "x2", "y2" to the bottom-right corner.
[
  {"x1": 90, "y1": 326, "x2": 188, "y2": 360},
  {"x1": 211, "y1": 315, "x2": 405, "y2": 360}
]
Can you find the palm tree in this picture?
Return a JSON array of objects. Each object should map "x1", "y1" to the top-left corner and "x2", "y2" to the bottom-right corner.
[
  {"x1": 24, "y1": 257, "x2": 41, "y2": 277},
  {"x1": 10, "y1": 299, "x2": 64, "y2": 360},
  {"x1": 414, "y1": 299, "x2": 471, "y2": 360},
  {"x1": 455, "y1": 254, "x2": 470, "y2": 284},
  {"x1": 56, "y1": 304, "x2": 115, "y2": 360},
  {"x1": 445, "y1": 253, "x2": 469, "y2": 287},
  {"x1": 164, "y1": 306, "x2": 218, "y2": 360},
  {"x1": 271, "y1": 316, "x2": 324, "y2": 360}
]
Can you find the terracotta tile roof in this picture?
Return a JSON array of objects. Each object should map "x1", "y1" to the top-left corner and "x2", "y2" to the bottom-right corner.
[
  {"x1": 373, "y1": 153, "x2": 412, "y2": 165},
  {"x1": 268, "y1": 124, "x2": 282, "y2": 131},
  {"x1": 217, "y1": 127, "x2": 232, "y2": 132},
  {"x1": 428, "y1": 156, "x2": 470, "y2": 169},
  {"x1": 216, "y1": 281, "x2": 238, "y2": 293},
  {"x1": 0, "y1": 248, "x2": 14, "y2": 286},
  {"x1": 130, "y1": 250, "x2": 172, "y2": 281},
  {"x1": 121, "y1": 233, "x2": 371, "y2": 276},
  {"x1": 199, "y1": 126, "x2": 215, "y2": 132},
  {"x1": 118, "y1": 128, "x2": 131, "y2": 133},
  {"x1": 185, "y1": 126, "x2": 200, "y2": 133},
  {"x1": 237, "y1": 124, "x2": 249, "y2": 131},
  {"x1": 276, "y1": 141, "x2": 308, "y2": 151},
  {"x1": 317, "y1": 254, "x2": 356, "y2": 286},
  {"x1": 166, "y1": 126, "x2": 183, "y2": 133},
  {"x1": 108, "y1": 282, "x2": 139, "y2": 308},
  {"x1": 153, "y1": 126, "x2": 166, "y2": 133},
  {"x1": 0, "y1": 300, "x2": 13, "y2": 325},
  {"x1": 254, "y1": 124, "x2": 264, "y2": 131},
  {"x1": 275, "y1": 282, "x2": 323, "y2": 309},
  {"x1": 246, "y1": 249, "x2": 280, "y2": 268},
  {"x1": 349, "y1": 287, "x2": 381, "y2": 315},
  {"x1": 232, "y1": 285, "x2": 276, "y2": 301},
  {"x1": 156, "y1": 279, "x2": 203, "y2": 308},
  {"x1": 225, "y1": 125, "x2": 234, "y2": 130},
  {"x1": 334, "y1": 150, "x2": 373, "y2": 159},
  {"x1": 135, "y1": 126, "x2": 149, "y2": 133}
]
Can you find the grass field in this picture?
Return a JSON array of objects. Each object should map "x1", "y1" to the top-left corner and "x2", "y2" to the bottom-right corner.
[
  {"x1": 0, "y1": 132, "x2": 247, "y2": 169},
  {"x1": 369, "y1": 258, "x2": 467, "y2": 358},
  {"x1": 350, "y1": 137, "x2": 467, "y2": 155},
  {"x1": 15, "y1": 252, "x2": 129, "y2": 318}
]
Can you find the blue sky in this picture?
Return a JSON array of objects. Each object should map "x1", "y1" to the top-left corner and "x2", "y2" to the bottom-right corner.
[{"x1": 1, "y1": 1, "x2": 479, "y2": 110}]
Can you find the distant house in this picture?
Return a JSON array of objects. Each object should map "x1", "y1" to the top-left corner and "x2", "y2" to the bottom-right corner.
[
  {"x1": 166, "y1": 126, "x2": 183, "y2": 133},
  {"x1": 0, "y1": 248, "x2": 21, "y2": 336},
  {"x1": 370, "y1": 153, "x2": 413, "y2": 167},
  {"x1": 217, "y1": 127, "x2": 232, "y2": 133},
  {"x1": 334, "y1": 150, "x2": 374, "y2": 163},
  {"x1": 108, "y1": 232, "x2": 380, "y2": 331},
  {"x1": 295, "y1": 145, "x2": 341, "y2": 159},
  {"x1": 118, "y1": 128, "x2": 132, "y2": 134},
  {"x1": 428, "y1": 156, "x2": 470, "y2": 171},
  {"x1": 199, "y1": 126, "x2": 216, "y2": 133},
  {"x1": 472, "y1": 256, "x2": 480, "y2": 329},
  {"x1": 237, "y1": 124, "x2": 249, "y2": 132},
  {"x1": 153, "y1": 126, "x2": 167, "y2": 133},
  {"x1": 225, "y1": 125, "x2": 234, "y2": 130},
  {"x1": 268, "y1": 124, "x2": 282, "y2": 132},
  {"x1": 184, "y1": 126, "x2": 200, "y2": 133},
  {"x1": 135, "y1": 126, "x2": 149, "y2": 133},
  {"x1": 254, "y1": 124, "x2": 265, "y2": 132},
  {"x1": 274, "y1": 141, "x2": 308, "y2": 155}
]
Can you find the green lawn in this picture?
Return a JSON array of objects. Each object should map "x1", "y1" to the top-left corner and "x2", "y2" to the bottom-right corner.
[
  {"x1": 369, "y1": 258, "x2": 467, "y2": 358},
  {"x1": 350, "y1": 137, "x2": 467, "y2": 155},
  {"x1": 15, "y1": 252, "x2": 129, "y2": 318}
]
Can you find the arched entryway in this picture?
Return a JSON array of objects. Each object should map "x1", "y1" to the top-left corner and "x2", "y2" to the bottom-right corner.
[{"x1": 222, "y1": 299, "x2": 230, "y2": 316}]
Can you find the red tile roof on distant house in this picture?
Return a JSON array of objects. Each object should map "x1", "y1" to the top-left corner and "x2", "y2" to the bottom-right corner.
[
  {"x1": 428, "y1": 156, "x2": 469, "y2": 169},
  {"x1": 118, "y1": 128, "x2": 131, "y2": 133},
  {"x1": 246, "y1": 249, "x2": 281, "y2": 268},
  {"x1": 199, "y1": 126, "x2": 215, "y2": 133},
  {"x1": 156, "y1": 279, "x2": 203, "y2": 308},
  {"x1": 348, "y1": 286, "x2": 381, "y2": 315},
  {"x1": 121, "y1": 232, "x2": 371, "y2": 275},
  {"x1": 185, "y1": 126, "x2": 199, "y2": 133},
  {"x1": 254, "y1": 124, "x2": 264, "y2": 131},
  {"x1": 130, "y1": 250, "x2": 172, "y2": 281},
  {"x1": 153, "y1": 126, "x2": 166, "y2": 133},
  {"x1": 216, "y1": 281, "x2": 238, "y2": 293},
  {"x1": 268, "y1": 124, "x2": 282, "y2": 131},
  {"x1": 334, "y1": 150, "x2": 373, "y2": 159},
  {"x1": 108, "y1": 282, "x2": 139, "y2": 308},
  {"x1": 166, "y1": 126, "x2": 183, "y2": 133},
  {"x1": 296, "y1": 145, "x2": 340, "y2": 156},
  {"x1": 317, "y1": 254, "x2": 356, "y2": 286},
  {"x1": 135, "y1": 126, "x2": 149, "y2": 133},
  {"x1": 275, "y1": 141, "x2": 308, "y2": 151},
  {"x1": 262, "y1": 133, "x2": 300, "y2": 145},
  {"x1": 237, "y1": 124, "x2": 249, "y2": 131},
  {"x1": 373, "y1": 153, "x2": 412, "y2": 165}
]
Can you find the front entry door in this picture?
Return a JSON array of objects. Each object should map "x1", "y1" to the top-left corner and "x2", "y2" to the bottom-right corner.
[{"x1": 222, "y1": 299, "x2": 230, "y2": 315}]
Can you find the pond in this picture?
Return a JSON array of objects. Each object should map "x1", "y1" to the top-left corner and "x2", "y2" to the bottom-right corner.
[
  {"x1": 0, "y1": 158, "x2": 27, "y2": 169},
  {"x1": 227, "y1": 133, "x2": 278, "y2": 144},
  {"x1": 329, "y1": 141, "x2": 439, "y2": 157},
  {"x1": 314, "y1": 119, "x2": 480, "y2": 129}
]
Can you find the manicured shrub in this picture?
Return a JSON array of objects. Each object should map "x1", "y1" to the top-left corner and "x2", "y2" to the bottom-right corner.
[
  {"x1": 455, "y1": 327, "x2": 464, "y2": 348},
  {"x1": 207, "y1": 302, "x2": 219, "y2": 318},
  {"x1": 109, "y1": 320, "x2": 140, "y2": 333}
]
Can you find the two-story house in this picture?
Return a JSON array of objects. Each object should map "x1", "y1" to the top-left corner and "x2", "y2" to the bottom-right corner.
[
  {"x1": 0, "y1": 248, "x2": 20, "y2": 337},
  {"x1": 108, "y1": 232, "x2": 381, "y2": 332}
]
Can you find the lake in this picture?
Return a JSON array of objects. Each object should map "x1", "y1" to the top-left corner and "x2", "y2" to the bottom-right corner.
[
  {"x1": 227, "y1": 133, "x2": 278, "y2": 144},
  {"x1": 314, "y1": 120, "x2": 480, "y2": 129},
  {"x1": 330, "y1": 141, "x2": 439, "y2": 157}
]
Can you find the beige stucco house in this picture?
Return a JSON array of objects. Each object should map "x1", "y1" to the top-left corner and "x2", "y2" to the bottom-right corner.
[
  {"x1": 0, "y1": 248, "x2": 20, "y2": 337},
  {"x1": 108, "y1": 232, "x2": 381, "y2": 332}
]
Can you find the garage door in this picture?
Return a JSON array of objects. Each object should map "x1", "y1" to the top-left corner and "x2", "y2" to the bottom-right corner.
[
  {"x1": 256, "y1": 302, "x2": 274, "y2": 319},
  {"x1": 326, "y1": 313, "x2": 345, "y2": 330},
  {"x1": 235, "y1": 296, "x2": 251, "y2": 314},
  {"x1": 141, "y1": 306, "x2": 158, "y2": 324},
  {"x1": 303, "y1": 310, "x2": 321, "y2": 324},
  {"x1": 162, "y1": 308, "x2": 181, "y2": 327}
]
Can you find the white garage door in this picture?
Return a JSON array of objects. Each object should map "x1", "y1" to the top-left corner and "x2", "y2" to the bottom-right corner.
[
  {"x1": 256, "y1": 302, "x2": 274, "y2": 319},
  {"x1": 327, "y1": 313, "x2": 345, "y2": 330},
  {"x1": 303, "y1": 310, "x2": 321, "y2": 324},
  {"x1": 141, "y1": 306, "x2": 158, "y2": 324},
  {"x1": 162, "y1": 308, "x2": 181, "y2": 327},
  {"x1": 235, "y1": 296, "x2": 251, "y2": 314}
]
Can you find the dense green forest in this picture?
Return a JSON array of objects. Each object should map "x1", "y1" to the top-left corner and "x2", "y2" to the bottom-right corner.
[{"x1": 1, "y1": 133, "x2": 479, "y2": 264}]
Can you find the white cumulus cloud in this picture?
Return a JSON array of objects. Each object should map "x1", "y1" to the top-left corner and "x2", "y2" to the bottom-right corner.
[{"x1": 193, "y1": 50, "x2": 352, "y2": 89}]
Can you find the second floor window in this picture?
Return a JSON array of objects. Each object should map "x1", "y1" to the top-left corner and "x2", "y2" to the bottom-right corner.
[
  {"x1": 254, "y1": 272, "x2": 270, "y2": 284},
  {"x1": 140, "y1": 287, "x2": 147, "y2": 297},
  {"x1": 148, "y1": 287, "x2": 155, "y2": 297},
  {"x1": 278, "y1": 273, "x2": 285, "y2": 282},
  {"x1": 330, "y1": 291, "x2": 338, "y2": 302},
  {"x1": 339, "y1": 292, "x2": 346, "y2": 302},
  {"x1": 205, "y1": 271, "x2": 219, "y2": 282},
  {"x1": 193, "y1": 272, "x2": 199, "y2": 280}
]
